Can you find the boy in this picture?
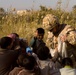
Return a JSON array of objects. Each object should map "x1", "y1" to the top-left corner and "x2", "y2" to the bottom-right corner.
[{"x1": 30, "y1": 27, "x2": 45, "y2": 54}]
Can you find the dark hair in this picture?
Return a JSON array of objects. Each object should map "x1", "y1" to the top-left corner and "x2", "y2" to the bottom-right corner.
[
  {"x1": 11, "y1": 33, "x2": 19, "y2": 38},
  {"x1": 37, "y1": 46, "x2": 50, "y2": 60},
  {"x1": 37, "y1": 28, "x2": 45, "y2": 34},
  {"x1": 61, "y1": 57, "x2": 73, "y2": 67},
  {"x1": 0, "y1": 37, "x2": 13, "y2": 49},
  {"x1": 17, "y1": 53, "x2": 27, "y2": 67},
  {"x1": 19, "y1": 39, "x2": 28, "y2": 48},
  {"x1": 23, "y1": 55, "x2": 36, "y2": 70}
]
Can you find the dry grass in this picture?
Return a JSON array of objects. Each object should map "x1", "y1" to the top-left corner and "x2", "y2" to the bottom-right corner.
[{"x1": 0, "y1": 7, "x2": 76, "y2": 43}]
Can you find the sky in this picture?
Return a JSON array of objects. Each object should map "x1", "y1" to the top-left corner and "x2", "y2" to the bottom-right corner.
[{"x1": 0, "y1": 0, "x2": 76, "y2": 11}]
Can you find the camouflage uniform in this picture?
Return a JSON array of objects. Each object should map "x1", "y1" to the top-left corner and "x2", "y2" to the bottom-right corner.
[{"x1": 43, "y1": 14, "x2": 76, "y2": 67}]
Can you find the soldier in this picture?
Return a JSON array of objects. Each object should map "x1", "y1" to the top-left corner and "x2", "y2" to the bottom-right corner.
[{"x1": 42, "y1": 14, "x2": 76, "y2": 68}]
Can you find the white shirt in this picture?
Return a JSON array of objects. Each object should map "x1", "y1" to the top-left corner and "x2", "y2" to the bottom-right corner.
[{"x1": 60, "y1": 66, "x2": 76, "y2": 75}]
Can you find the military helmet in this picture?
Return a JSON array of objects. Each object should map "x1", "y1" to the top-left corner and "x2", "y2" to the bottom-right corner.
[{"x1": 43, "y1": 14, "x2": 59, "y2": 31}]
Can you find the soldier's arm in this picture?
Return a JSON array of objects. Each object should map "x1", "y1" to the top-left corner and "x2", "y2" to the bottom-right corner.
[{"x1": 46, "y1": 31, "x2": 53, "y2": 48}]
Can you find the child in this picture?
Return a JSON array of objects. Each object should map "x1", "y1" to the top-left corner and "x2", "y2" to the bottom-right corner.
[
  {"x1": 17, "y1": 55, "x2": 40, "y2": 75},
  {"x1": 9, "y1": 54, "x2": 40, "y2": 75},
  {"x1": 30, "y1": 27, "x2": 45, "y2": 54},
  {"x1": 9, "y1": 53, "x2": 26, "y2": 75},
  {"x1": 36, "y1": 45, "x2": 60, "y2": 75},
  {"x1": 0, "y1": 36, "x2": 20, "y2": 75},
  {"x1": 7, "y1": 33, "x2": 20, "y2": 50},
  {"x1": 60, "y1": 57, "x2": 76, "y2": 75},
  {"x1": 19, "y1": 38, "x2": 32, "y2": 55}
]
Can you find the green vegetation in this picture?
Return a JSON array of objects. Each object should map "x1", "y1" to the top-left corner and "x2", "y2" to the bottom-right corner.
[{"x1": 0, "y1": 5, "x2": 76, "y2": 42}]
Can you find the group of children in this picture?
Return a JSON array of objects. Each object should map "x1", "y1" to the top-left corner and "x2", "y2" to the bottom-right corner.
[{"x1": 0, "y1": 27, "x2": 76, "y2": 75}]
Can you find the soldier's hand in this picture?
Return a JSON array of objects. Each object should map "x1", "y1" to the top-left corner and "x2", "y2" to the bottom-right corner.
[{"x1": 60, "y1": 34, "x2": 67, "y2": 42}]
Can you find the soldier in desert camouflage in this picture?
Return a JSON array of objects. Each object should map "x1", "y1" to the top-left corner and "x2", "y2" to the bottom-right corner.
[{"x1": 42, "y1": 14, "x2": 76, "y2": 68}]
